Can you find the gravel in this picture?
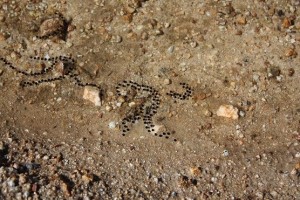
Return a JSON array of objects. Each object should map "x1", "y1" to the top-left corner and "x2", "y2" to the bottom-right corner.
[{"x1": 0, "y1": 0, "x2": 300, "y2": 199}]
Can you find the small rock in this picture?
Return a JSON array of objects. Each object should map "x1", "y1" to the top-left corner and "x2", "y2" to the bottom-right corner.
[
  {"x1": 164, "y1": 22, "x2": 171, "y2": 28},
  {"x1": 141, "y1": 32, "x2": 149, "y2": 40},
  {"x1": 0, "y1": 141, "x2": 4, "y2": 150},
  {"x1": 19, "y1": 174, "x2": 27, "y2": 184},
  {"x1": 223, "y1": 150, "x2": 229, "y2": 156},
  {"x1": 216, "y1": 105, "x2": 239, "y2": 120},
  {"x1": 13, "y1": 163, "x2": 19, "y2": 169},
  {"x1": 211, "y1": 177, "x2": 217, "y2": 182},
  {"x1": 235, "y1": 30, "x2": 243, "y2": 35},
  {"x1": 256, "y1": 191, "x2": 264, "y2": 199},
  {"x1": 204, "y1": 110, "x2": 213, "y2": 117},
  {"x1": 39, "y1": 16, "x2": 64, "y2": 37},
  {"x1": 270, "y1": 191, "x2": 278, "y2": 197},
  {"x1": 236, "y1": 15, "x2": 247, "y2": 25},
  {"x1": 85, "y1": 22, "x2": 93, "y2": 30},
  {"x1": 194, "y1": 92, "x2": 207, "y2": 101},
  {"x1": 239, "y1": 110, "x2": 246, "y2": 117},
  {"x1": 288, "y1": 68, "x2": 295, "y2": 76},
  {"x1": 7, "y1": 179, "x2": 15, "y2": 187},
  {"x1": 167, "y1": 46, "x2": 174, "y2": 53},
  {"x1": 276, "y1": 75, "x2": 283, "y2": 82},
  {"x1": 128, "y1": 102, "x2": 136, "y2": 107},
  {"x1": 82, "y1": 174, "x2": 93, "y2": 184},
  {"x1": 123, "y1": 14, "x2": 133, "y2": 23},
  {"x1": 0, "y1": 33, "x2": 8, "y2": 41},
  {"x1": 0, "y1": 14, "x2": 5, "y2": 22},
  {"x1": 117, "y1": 96, "x2": 125, "y2": 102},
  {"x1": 163, "y1": 78, "x2": 171, "y2": 85},
  {"x1": 178, "y1": 175, "x2": 190, "y2": 188},
  {"x1": 171, "y1": 191, "x2": 178, "y2": 197},
  {"x1": 268, "y1": 66, "x2": 281, "y2": 78},
  {"x1": 83, "y1": 86, "x2": 102, "y2": 106},
  {"x1": 253, "y1": 74, "x2": 260, "y2": 82},
  {"x1": 154, "y1": 29, "x2": 164, "y2": 36},
  {"x1": 60, "y1": 182, "x2": 71, "y2": 197},
  {"x1": 285, "y1": 48, "x2": 297, "y2": 58},
  {"x1": 66, "y1": 41, "x2": 73, "y2": 48},
  {"x1": 53, "y1": 61, "x2": 68, "y2": 77},
  {"x1": 190, "y1": 167, "x2": 201, "y2": 176},
  {"x1": 190, "y1": 41, "x2": 197, "y2": 48},
  {"x1": 108, "y1": 121, "x2": 116, "y2": 129},
  {"x1": 282, "y1": 17, "x2": 291, "y2": 28},
  {"x1": 105, "y1": 105, "x2": 112, "y2": 111},
  {"x1": 43, "y1": 155, "x2": 49, "y2": 160},
  {"x1": 111, "y1": 35, "x2": 122, "y2": 43}
]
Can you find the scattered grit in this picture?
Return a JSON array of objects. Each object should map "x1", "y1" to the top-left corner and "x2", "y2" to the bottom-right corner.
[{"x1": 0, "y1": 0, "x2": 300, "y2": 199}]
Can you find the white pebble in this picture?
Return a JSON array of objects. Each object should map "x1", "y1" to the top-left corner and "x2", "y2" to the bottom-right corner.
[
  {"x1": 167, "y1": 46, "x2": 174, "y2": 53},
  {"x1": 111, "y1": 35, "x2": 122, "y2": 43},
  {"x1": 83, "y1": 86, "x2": 102, "y2": 106},
  {"x1": 105, "y1": 105, "x2": 112, "y2": 111},
  {"x1": 108, "y1": 121, "x2": 116, "y2": 129},
  {"x1": 43, "y1": 155, "x2": 49, "y2": 160},
  {"x1": 216, "y1": 105, "x2": 239, "y2": 120},
  {"x1": 128, "y1": 102, "x2": 136, "y2": 107},
  {"x1": 190, "y1": 41, "x2": 197, "y2": 48},
  {"x1": 66, "y1": 42, "x2": 73, "y2": 48},
  {"x1": 163, "y1": 78, "x2": 171, "y2": 85},
  {"x1": 239, "y1": 110, "x2": 246, "y2": 117},
  {"x1": 7, "y1": 180, "x2": 15, "y2": 187},
  {"x1": 223, "y1": 150, "x2": 229, "y2": 156}
]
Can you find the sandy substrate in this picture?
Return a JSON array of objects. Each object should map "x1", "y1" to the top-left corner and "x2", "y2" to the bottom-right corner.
[{"x1": 0, "y1": 0, "x2": 300, "y2": 199}]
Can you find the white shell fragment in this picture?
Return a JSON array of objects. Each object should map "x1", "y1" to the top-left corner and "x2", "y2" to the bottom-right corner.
[
  {"x1": 83, "y1": 86, "x2": 102, "y2": 106},
  {"x1": 216, "y1": 105, "x2": 239, "y2": 120}
]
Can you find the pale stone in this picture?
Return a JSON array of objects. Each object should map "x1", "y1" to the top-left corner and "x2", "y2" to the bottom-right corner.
[
  {"x1": 216, "y1": 105, "x2": 239, "y2": 120},
  {"x1": 128, "y1": 102, "x2": 136, "y2": 107},
  {"x1": 163, "y1": 78, "x2": 171, "y2": 85},
  {"x1": 105, "y1": 105, "x2": 112, "y2": 111},
  {"x1": 108, "y1": 121, "x2": 116, "y2": 129},
  {"x1": 83, "y1": 86, "x2": 102, "y2": 106}
]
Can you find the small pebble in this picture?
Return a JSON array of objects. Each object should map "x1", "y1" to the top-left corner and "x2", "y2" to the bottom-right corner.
[
  {"x1": 7, "y1": 179, "x2": 15, "y2": 187},
  {"x1": 217, "y1": 105, "x2": 239, "y2": 120},
  {"x1": 128, "y1": 102, "x2": 136, "y2": 107},
  {"x1": 82, "y1": 174, "x2": 93, "y2": 184},
  {"x1": 83, "y1": 86, "x2": 102, "y2": 106},
  {"x1": 204, "y1": 110, "x2": 213, "y2": 117},
  {"x1": 163, "y1": 78, "x2": 171, "y2": 85},
  {"x1": 111, "y1": 35, "x2": 122, "y2": 43},
  {"x1": 105, "y1": 105, "x2": 112, "y2": 111},
  {"x1": 0, "y1": 33, "x2": 8, "y2": 41},
  {"x1": 0, "y1": 141, "x2": 4, "y2": 150},
  {"x1": 39, "y1": 16, "x2": 64, "y2": 38},
  {"x1": 108, "y1": 121, "x2": 116, "y2": 129},
  {"x1": 236, "y1": 15, "x2": 247, "y2": 25},
  {"x1": 223, "y1": 150, "x2": 229, "y2": 156},
  {"x1": 270, "y1": 191, "x2": 278, "y2": 197},
  {"x1": 282, "y1": 17, "x2": 291, "y2": 28},
  {"x1": 190, "y1": 167, "x2": 201, "y2": 176},
  {"x1": 239, "y1": 110, "x2": 246, "y2": 117},
  {"x1": 285, "y1": 48, "x2": 297, "y2": 58},
  {"x1": 190, "y1": 41, "x2": 197, "y2": 48},
  {"x1": 167, "y1": 46, "x2": 174, "y2": 53}
]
